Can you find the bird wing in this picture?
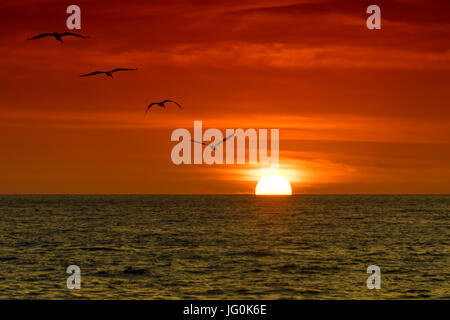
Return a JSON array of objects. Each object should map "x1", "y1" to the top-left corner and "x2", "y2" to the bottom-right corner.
[
  {"x1": 111, "y1": 68, "x2": 137, "y2": 73},
  {"x1": 60, "y1": 32, "x2": 90, "y2": 39},
  {"x1": 145, "y1": 103, "x2": 158, "y2": 116},
  {"x1": 80, "y1": 71, "x2": 105, "y2": 77},
  {"x1": 214, "y1": 133, "x2": 235, "y2": 147},
  {"x1": 191, "y1": 139, "x2": 207, "y2": 146},
  {"x1": 163, "y1": 100, "x2": 183, "y2": 109},
  {"x1": 27, "y1": 33, "x2": 53, "y2": 40}
]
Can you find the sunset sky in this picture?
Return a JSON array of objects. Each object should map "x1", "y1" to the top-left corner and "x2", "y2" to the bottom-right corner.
[{"x1": 0, "y1": 0, "x2": 449, "y2": 194}]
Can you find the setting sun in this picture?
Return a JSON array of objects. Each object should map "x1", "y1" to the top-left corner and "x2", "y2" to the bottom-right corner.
[{"x1": 255, "y1": 176, "x2": 292, "y2": 195}]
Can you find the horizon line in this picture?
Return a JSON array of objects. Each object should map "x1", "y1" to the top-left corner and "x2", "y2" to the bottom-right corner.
[{"x1": 0, "y1": 193, "x2": 449, "y2": 196}]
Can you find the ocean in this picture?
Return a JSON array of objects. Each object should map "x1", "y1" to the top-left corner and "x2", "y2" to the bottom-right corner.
[{"x1": 0, "y1": 195, "x2": 448, "y2": 299}]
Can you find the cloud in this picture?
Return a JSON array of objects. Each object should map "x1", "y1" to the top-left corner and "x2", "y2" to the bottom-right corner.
[{"x1": 161, "y1": 43, "x2": 450, "y2": 70}]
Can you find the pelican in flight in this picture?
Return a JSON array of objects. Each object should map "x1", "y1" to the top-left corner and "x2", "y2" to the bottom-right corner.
[
  {"x1": 27, "y1": 32, "x2": 90, "y2": 42},
  {"x1": 191, "y1": 133, "x2": 236, "y2": 151},
  {"x1": 145, "y1": 100, "x2": 182, "y2": 116},
  {"x1": 80, "y1": 68, "x2": 137, "y2": 78}
]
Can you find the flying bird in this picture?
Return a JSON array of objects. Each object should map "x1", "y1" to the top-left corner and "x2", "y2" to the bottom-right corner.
[
  {"x1": 191, "y1": 133, "x2": 236, "y2": 151},
  {"x1": 27, "y1": 32, "x2": 90, "y2": 42},
  {"x1": 145, "y1": 100, "x2": 183, "y2": 116},
  {"x1": 80, "y1": 68, "x2": 137, "y2": 78}
]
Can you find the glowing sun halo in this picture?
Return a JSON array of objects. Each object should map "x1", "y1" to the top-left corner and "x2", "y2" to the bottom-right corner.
[{"x1": 255, "y1": 176, "x2": 292, "y2": 195}]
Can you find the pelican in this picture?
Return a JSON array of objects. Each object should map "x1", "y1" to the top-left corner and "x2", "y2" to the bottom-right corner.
[
  {"x1": 191, "y1": 133, "x2": 236, "y2": 151},
  {"x1": 145, "y1": 100, "x2": 182, "y2": 116},
  {"x1": 80, "y1": 68, "x2": 137, "y2": 78},
  {"x1": 27, "y1": 32, "x2": 90, "y2": 42}
]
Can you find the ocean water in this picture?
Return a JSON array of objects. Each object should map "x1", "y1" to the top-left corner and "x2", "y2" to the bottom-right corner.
[{"x1": 0, "y1": 195, "x2": 448, "y2": 299}]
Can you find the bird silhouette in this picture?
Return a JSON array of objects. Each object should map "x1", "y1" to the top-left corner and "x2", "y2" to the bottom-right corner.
[
  {"x1": 80, "y1": 68, "x2": 138, "y2": 78},
  {"x1": 145, "y1": 100, "x2": 183, "y2": 116},
  {"x1": 27, "y1": 32, "x2": 90, "y2": 42},
  {"x1": 191, "y1": 133, "x2": 235, "y2": 150}
]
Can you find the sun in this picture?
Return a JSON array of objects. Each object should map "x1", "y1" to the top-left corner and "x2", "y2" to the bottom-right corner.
[{"x1": 255, "y1": 176, "x2": 292, "y2": 195}]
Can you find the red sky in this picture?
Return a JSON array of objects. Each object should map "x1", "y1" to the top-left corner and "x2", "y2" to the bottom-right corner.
[{"x1": 0, "y1": 0, "x2": 449, "y2": 194}]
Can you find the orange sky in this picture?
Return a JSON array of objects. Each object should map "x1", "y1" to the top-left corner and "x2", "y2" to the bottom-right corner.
[{"x1": 0, "y1": 0, "x2": 449, "y2": 194}]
